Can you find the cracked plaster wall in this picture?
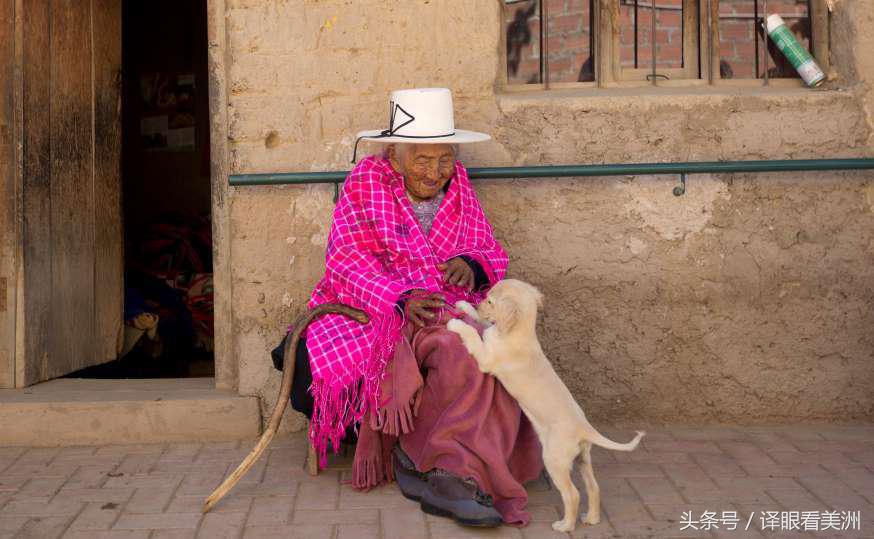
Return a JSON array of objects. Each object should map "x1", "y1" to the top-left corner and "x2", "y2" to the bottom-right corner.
[{"x1": 223, "y1": 0, "x2": 874, "y2": 429}]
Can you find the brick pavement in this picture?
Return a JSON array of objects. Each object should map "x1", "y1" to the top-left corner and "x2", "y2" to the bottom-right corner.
[{"x1": 0, "y1": 424, "x2": 872, "y2": 539}]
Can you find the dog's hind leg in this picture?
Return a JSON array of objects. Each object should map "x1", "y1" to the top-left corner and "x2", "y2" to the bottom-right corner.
[
  {"x1": 579, "y1": 441, "x2": 601, "y2": 526},
  {"x1": 544, "y1": 443, "x2": 580, "y2": 533}
]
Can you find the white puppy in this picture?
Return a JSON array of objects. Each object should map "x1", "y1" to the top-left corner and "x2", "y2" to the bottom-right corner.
[{"x1": 447, "y1": 279, "x2": 646, "y2": 533}]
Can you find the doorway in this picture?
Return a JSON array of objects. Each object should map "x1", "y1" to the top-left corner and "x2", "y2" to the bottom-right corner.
[{"x1": 67, "y1": 0, "x2": 213, "y2": 379}]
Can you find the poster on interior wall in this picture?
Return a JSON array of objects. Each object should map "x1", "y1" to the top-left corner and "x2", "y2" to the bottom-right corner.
[{"x1": 140, "y1": 73, "x2": 196, "y2": 151}]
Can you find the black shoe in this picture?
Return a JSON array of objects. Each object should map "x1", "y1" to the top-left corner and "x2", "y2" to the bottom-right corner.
[
  {"x1": 393, "y1": 445, "x2": 429, "y2": 502},
  {"x1": 419, "y1": 469, "x2": 502, "y2": 527}
]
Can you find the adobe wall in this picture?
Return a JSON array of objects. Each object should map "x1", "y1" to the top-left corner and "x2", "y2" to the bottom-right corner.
[{"x1": 220, "y1": 0, "x2": 874, "y2": 430}]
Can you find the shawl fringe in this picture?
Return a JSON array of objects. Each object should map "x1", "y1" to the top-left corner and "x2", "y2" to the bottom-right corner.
[
  {"x1": 309, "y1": 309, "x2": 404, "y2": 467},
  {"x1": 372, "y1": 401, "x2": 416, "y2": 437},
  {"x1": 350, "y1": 417, "x2": 383, "y2": 491}
]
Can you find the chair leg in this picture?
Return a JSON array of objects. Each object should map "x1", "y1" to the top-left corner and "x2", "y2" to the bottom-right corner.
[
  {"x1": 283, "y1": 332, "x2": 318, "y2": 476},
  {"x1": 306, "y1": 439, "x2": 319, "y2": 476}
]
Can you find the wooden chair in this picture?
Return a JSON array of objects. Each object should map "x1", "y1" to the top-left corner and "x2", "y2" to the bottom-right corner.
[{"x1": 306, "y1": 441, "x2": 319, "y2": 476}]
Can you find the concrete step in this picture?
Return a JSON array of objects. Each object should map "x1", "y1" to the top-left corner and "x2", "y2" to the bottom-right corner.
[{"x1": 0, "y1": 378, "x2": 261, "y2": 446}]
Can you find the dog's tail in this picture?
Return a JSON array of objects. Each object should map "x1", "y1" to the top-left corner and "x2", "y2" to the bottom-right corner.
[{"x1": 584, "y1": 429, "x2": 646, "y2": 452}]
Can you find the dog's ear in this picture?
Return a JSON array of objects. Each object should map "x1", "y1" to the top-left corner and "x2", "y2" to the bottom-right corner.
[
  {"x1": 496, "y1": 295, "x2": 519, "y2": 333},
  {"x1": 534, "y1": 289, "x2": 544, "y2": 309}
]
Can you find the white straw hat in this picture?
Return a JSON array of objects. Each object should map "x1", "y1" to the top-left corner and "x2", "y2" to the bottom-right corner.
[{"x1": 352, "y1": 88, "x2": 490, "y2": 162}]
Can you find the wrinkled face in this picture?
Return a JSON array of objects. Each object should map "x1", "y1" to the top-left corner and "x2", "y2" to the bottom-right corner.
[{"x1": 388, "y1": 143, "x2": 456, "y2": 203}]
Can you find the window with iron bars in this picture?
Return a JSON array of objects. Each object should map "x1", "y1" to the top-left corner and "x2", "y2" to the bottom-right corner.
[{"x1": 503, "y1": 0, "x2": 830, "y2": 88}]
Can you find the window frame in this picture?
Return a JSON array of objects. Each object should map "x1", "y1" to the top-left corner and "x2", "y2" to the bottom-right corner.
[
  {"x1": 500, "y1": 0, "x2": 831, "y2": 91},
  {"x1": 609, "y1": 0, "x2": 702, "y2": 83}
]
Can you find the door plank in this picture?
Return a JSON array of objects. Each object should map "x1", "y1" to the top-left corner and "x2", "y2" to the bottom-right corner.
[
  {"x1": 0, "y1": 0, "x2": 16, "y2": 387},
  {"x1": 48, "y1": 0, "x2": 96, "y2": 379},
  {"x1": 92, "y1": 0, "x2": 123, "y2": 363},
  {"x1": 19, "y1": 0, "x2": 52, "y2": 386}
]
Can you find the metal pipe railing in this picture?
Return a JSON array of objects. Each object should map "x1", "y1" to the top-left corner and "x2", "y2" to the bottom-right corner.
[{"x1": 229, "y1": 158, "x2": 874, "y2": 199}]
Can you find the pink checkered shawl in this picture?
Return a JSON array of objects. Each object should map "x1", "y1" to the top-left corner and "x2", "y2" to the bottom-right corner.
[{"x1": 305, "y1": 155, "x2": 508, "y2": 464}]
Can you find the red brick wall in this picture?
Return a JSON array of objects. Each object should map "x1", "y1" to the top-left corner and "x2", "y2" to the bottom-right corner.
[
  {"x1": 505, "y1": 0, "x2": 594, "y2": 84},
  {"x1": 545, "y1": 0, "x2": 594, "y2": 82},
  {"x1": 619, "y1": 0, "x2": 685, "y2": 69}
]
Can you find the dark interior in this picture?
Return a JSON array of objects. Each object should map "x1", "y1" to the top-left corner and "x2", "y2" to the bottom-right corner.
[{"x1": 68, "y1": 0, "x2": 213, "y2": 379}]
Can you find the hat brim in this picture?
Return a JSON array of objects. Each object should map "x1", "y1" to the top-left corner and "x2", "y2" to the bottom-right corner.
[{"x1": 356, "y1": 129, "x2": 490, "y2": 144}]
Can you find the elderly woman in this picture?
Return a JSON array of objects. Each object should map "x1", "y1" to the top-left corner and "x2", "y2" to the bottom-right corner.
[{"x1": 293, "y1": 89, "x2": 542, "y2": 527}]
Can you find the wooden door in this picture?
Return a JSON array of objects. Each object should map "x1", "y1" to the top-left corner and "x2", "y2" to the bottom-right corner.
[
  {"x1": 14, "y1": 0, "x2": 123, "y2": 386},
  {"x1": 0, "y1": 0, "x2": 15, "y2": 388}
]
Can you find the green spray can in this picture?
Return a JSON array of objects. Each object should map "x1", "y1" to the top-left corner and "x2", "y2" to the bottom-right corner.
[{"x1": 766, "y1": 14, "x2": 825, "y2": 87}]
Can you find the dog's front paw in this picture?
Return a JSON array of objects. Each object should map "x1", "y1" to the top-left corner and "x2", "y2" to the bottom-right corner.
[
  {"x1": 453, "y1": 300, "x2": 477, "y2": 318},
  {"x1": 446, "y1": 318, "x2": 467, "y2": 334},
  {"x1": 552, "y1": 519, "x2": 576, "y2": 533}
]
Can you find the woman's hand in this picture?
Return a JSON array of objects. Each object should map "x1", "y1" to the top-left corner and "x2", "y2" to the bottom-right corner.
[
  {"x1": 404, "y1": 290, "x2": 446, "y2": 327},
  {"x1": 437, "y1": 258, "x2": 474, "y2": 290}
]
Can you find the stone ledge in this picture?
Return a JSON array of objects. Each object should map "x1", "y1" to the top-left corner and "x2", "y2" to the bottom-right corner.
[{"x1": 0, "y1": 379, "x2": 261, "y2": 446}]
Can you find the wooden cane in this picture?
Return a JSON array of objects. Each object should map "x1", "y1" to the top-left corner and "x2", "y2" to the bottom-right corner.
[{"x1": 202, "y1": 303, "x2": 369, "y2": 513}]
